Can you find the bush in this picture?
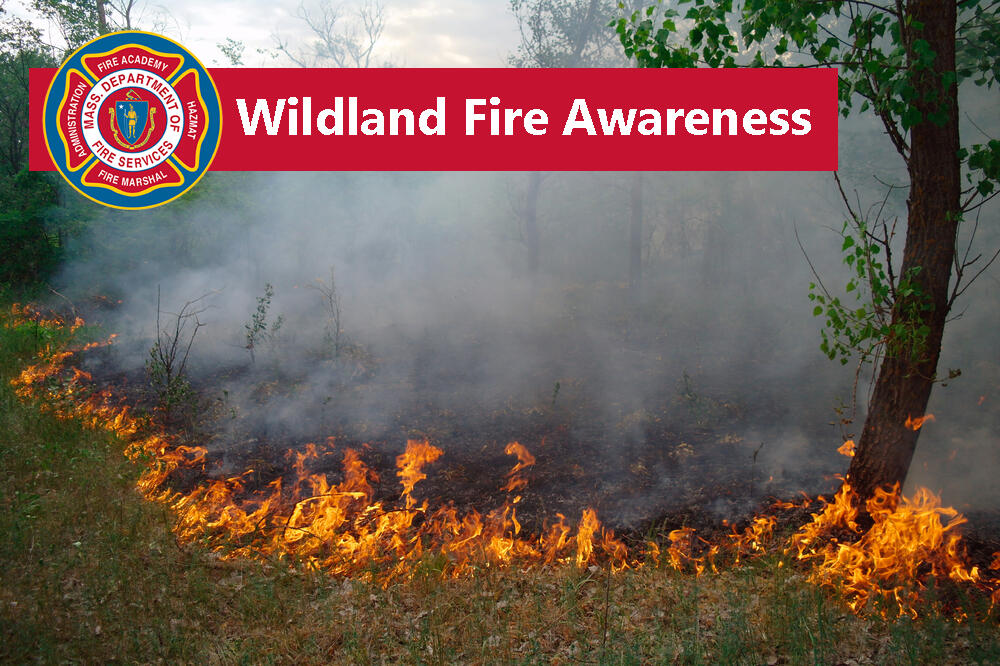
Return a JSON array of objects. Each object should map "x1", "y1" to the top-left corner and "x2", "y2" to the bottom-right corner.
[{"x1": 0, "y1": 211, "x2": 62, "y2": 287}]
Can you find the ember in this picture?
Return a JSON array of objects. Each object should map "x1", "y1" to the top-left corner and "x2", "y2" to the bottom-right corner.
[{"x1": 904, "y1": 413, "x2": 936, "y2": 431}]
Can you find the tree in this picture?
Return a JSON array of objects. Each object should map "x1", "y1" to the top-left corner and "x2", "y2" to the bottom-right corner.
[
  {"x1": 508, "y1": 171, "x2": 546, "y2": 276},
  {"x1": 274, "y1": 0, "x2": 387, "y2": 68},
  {"x1": 510, "y1": 0, "x2": 635, "y2": 280},
  {"x1": 629, "y1": 172, "x2": 643, "y2": 299},
  {"x1": 31, "y1": 0, "x2": 159, "y2": 47},
  {"x1": 0, "y1": 1, "x2": 173, "y2": 291},
  {"x1": 616, "y1": 0, "x2": 1000, "y2": 501},
  {"x1": 0, "y1": 8, "x2": 63, "y2": 288},
  {"x1": 510, "y1": 0, "x2": 624, "y2": 67}
]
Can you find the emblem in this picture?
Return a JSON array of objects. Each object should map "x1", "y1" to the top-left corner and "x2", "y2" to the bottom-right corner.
[{"x1": 42, "y1": 31, "x2": 222, "y2": 209}]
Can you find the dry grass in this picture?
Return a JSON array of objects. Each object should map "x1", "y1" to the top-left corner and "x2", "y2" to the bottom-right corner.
[{"x1": 1, "y1": 311, "x2": 998, "y2": 664}]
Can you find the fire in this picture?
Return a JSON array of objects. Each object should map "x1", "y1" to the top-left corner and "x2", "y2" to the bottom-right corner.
[
  {"x1": 396, "y1": 439, "x2": 443, "y2": 509},
  {"x1": 8, "y1": 302, "x2": 84, "y2": 331},
  {"x1": 837, "y1": 439, "x2": 855, "y2": 457},
  {"x1": 9, "y1": 325, "x2": 632, "y2": 579},
  {"x1": 501, "y1": 441, "x2": 536, "y2": 492},
  {"x1": 731, "y1": 516, "x2": 776, "y2": 564},
  {"x1": 8, "y1": 305, "x2": 999, "y2": 615},
  {"x1": 659, "y1": 527, "x2": 718, "y2": 575},
  {"x1": 788, "y1": 480, "x2": 997, "y2": 617},
  {"x1": 904, "y1": 413, "x2": 935, "y2": 431}
]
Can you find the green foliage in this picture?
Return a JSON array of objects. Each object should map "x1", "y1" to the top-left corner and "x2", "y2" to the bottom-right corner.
[
  {"x1": 808, "y1": 221, "x2": 932, "y2": 366},
  {"x1": 244, "y1": 283, "x2": 283, "y2": 363},
  {"x1": 614, "y1": 0, "x2": 1000, "y2": 195},
  {"x1": 217, "y1": 37, "x2": 246, "y2": 66},
  {"x1": 0, "y1": 211, "x2": 62, "y2": 286},
  {"x1": 29, "y1": 0, "x2": 101, "y2": 52},
  {"x1": 618, "y1": 1, "x2": 950, "y2": 118},
  {"x1": 0, "y1": 168, "x2": 64, "y2": 289},
  {"x1": 615, "y1": 0, "x2": 999, "y2": 369},
  {"x1": 0, "y1": 20, "x2": 88, "y2": 291}
]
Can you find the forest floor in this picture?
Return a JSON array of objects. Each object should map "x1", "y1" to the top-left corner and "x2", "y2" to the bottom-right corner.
[{"x1": 2, "y1": 305, "x2": 1000, "y2": 663}]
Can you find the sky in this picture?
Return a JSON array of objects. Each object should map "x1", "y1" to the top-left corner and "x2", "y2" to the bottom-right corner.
[{"x1": 12, "y1": 0, "x2": 523, "y2": 67}]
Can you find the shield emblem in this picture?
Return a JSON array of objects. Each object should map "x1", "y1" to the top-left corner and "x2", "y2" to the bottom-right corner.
[{"x1": 114, "y1": 97, "x2": 149, "y2": 146}]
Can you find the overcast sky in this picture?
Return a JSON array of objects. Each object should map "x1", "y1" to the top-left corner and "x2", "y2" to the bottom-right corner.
[{"x1": 13, "y1": 0, "x2": 523, "y2": 67}]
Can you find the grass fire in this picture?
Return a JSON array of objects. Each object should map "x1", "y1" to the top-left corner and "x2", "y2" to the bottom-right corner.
[
  {"x1": 4, "y1": 2, "x2": 1000, "y2": 661},
  {"x1": 4, "y1": 296, "x2": 1000, "y2": 660}
]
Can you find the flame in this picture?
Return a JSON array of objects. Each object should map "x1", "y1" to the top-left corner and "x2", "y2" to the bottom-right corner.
[
  {"x1": 731, "y1": 516, "x2": 776, "y2": 564},
  {"x1": 10, "y1": 327, "x2": 629, "y2": 579},
  {"x1": 837, "y1": 439, "x2": 856, "y2": 457},
  {"x1": 8, "y1": 304, "x2": 999, "y2": 614},
  {"x1": 772, "y1": 493, "x2": 813, "y2": 510},
  {"x1": 501, "y1": 441, "x2": 536, "y2": 492},
  {"x1": 788, "y1": 480, "x2": 997, "y2": 617},
  {"x1": 660, "y1": 527, "x2": 718, "y2": 575},
  {"x1": 396, "y1": 439, "x2": 443, "y2": 509},
  {"x1": 904, "y1": 413, "x2": 935, "y2": 431}
]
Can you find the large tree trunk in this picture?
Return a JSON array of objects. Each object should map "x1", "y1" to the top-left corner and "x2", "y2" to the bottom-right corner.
[
  {"x1": 629, "y1": 172, "x2": 643, "y2": 301},
  {"x1": 847, "y1": 1, "x2": 961, "y2": 502},
  {"x1": 525, "y1": 172, "x2": 542, "y2": 276}
]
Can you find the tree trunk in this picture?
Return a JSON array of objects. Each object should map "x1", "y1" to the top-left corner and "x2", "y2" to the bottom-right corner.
[
  {"x1": 629, "y1": 172, "x2": 643, "y2": 301},
  {"x1": 847, "y1": 1, "x2": 960, "y2": 502},
  {"x1": 96, "y1": 0, "x2": 109, "y2": 34},
  {"x1": 525, "y1": 172, "x2": 542, "y2": 276}
]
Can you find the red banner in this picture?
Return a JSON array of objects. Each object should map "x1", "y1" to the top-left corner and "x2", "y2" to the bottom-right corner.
[{"x1": 31, "y1": 67, "x2": 837, "y2": 172}]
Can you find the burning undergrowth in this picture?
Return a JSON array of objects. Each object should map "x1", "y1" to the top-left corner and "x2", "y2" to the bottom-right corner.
[{"x1": 7, "y1": 302, "x2": 1000, "y2": 620}]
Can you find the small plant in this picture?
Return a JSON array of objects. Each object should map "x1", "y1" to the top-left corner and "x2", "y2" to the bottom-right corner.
[
  {"x1": 676, "y1": 371, "x2": 734, "y2": 427},
  {"x1": 244, "y1": 282, "x2": 283, "y2": 364},
  {"x1": 308, "y1": 267, "x2": 344, "y2": 360},
  {"x1": 146, "y1": 287, "x2": 209, "y2": 425}
]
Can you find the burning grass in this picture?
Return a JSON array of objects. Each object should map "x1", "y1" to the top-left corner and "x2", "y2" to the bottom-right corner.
[{"x1": 2, "y1": 303, "x2": 1000, "y2": 661}]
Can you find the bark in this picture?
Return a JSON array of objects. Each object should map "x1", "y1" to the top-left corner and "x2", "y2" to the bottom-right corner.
[
  {"x1": 96, "y1": 0, "x2": 109, "y2": 34},
  {"x1": 629, "y1": 172, "x2": 643, "y2": 300},
  {"x1": 847, "y1": 1, "x2": 961, "y2": 502}
]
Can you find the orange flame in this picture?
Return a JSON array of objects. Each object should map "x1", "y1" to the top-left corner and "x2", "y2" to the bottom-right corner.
[
  {"x1": 396, "y1": 439, "x2": 443, "y2": 509},
  {"x1": 788, "y1": 480, "x2": 996, "y2": 617},
  {"x1": 904, "y1": 413, "x2": 935, "y2": 431},
  {"x1": 9, "y1": 305, "x2": 999, "y2": 613},
  {"x1": 837, "y1": 439, "x2": 856, "y2": 457},
  {"x1": 501, "y1": 441, "x2": 536, "y2": 492}
]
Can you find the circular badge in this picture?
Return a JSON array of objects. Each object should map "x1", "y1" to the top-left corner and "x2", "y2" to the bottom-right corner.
[{"x1": 43, "y1": 31, "x2": 222, "y2": 209}]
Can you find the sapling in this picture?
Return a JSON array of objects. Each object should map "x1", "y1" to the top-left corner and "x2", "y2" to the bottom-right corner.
[{"x1": 244, "y1": 282, "x2": 283, "y2": 363}]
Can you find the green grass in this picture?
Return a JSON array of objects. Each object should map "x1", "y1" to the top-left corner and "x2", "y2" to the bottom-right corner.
[{"x1": 1, "y1": 309, "x2": 999, "y2": 664}]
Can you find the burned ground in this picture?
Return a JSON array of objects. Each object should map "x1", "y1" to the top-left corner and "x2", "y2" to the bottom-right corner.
[{"x1": 64, "y1": 299, "x2": 997, "y2": 576}]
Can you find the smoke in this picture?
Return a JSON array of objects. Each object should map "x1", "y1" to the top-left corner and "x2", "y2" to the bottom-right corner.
[{"x1": 51, "y1": 100, "x2": 1000, "y2": 524}]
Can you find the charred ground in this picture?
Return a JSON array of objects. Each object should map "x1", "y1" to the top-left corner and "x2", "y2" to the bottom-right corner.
[{"x1": 63, "y1": 295, "x2": 952, "y2": 551}]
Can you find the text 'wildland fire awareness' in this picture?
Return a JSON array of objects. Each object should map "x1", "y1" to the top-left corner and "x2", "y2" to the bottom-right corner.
[{"x1": 237, "y1": 95, "x2": 815, "y2": 138}]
